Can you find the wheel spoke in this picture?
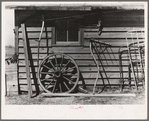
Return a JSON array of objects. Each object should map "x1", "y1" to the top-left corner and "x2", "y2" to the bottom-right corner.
[
  {"x1": 62, "y1": 66, "x2": 76, "y2": 73},
  {"x1": 48, "y1": 59, "x2": 56, "y2": 71},
  {"x1": 40, "y1": 71, "x2": 54, "y2": 76},
  {"x1": 54, "y1": 55, "x2": 58, "y2": 70},
  {"x1": 42, "y1": 64, "x2": 53, "y2": 71},
  {"x1": 45, "y1": 83, "x2": 54, "y2": 89},
  {"x1": 59, "y1": 83, "x2": 62, "y2": 92},
  {"x1": 52, "y1": 80, "x2": 57, "y2": 93},
  {"x1": 60, "y1": 55, "x2": 64, "y2": 70},
  {"x1": 61, "y1": 60, "x2": 71, "y2": 71},
  {"x1": 41, "y1": 78, "x2": 53, "y2": 81},
  {"x1": 63, "y1": 73, "x2": 78, "y2": 77},
  {"x1": 63, "y1": 81, "x2": 70, "y2": 90},
  {"x1": 63, "y1": 76, "x2": 75, "y2": 84}
]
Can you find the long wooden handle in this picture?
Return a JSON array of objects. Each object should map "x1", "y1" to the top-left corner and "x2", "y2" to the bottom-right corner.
[{"x1": 21, "y1": 23, "x2": 32, "y2": 98}]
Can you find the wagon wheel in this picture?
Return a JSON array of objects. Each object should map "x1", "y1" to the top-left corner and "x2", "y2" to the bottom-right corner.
[{"x1": 37, "y1": 53, "x2": 80, "y2": 93}]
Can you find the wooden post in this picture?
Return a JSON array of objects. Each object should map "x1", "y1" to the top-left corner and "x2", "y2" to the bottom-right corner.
[
  {"x1": 80, "y1": 28, "x2": 84, "y2": 46},
  {"x1": 41, "y1": 93, "x2": 136, "y2": 97},
  {"x1": 21, "y1": 23, "x2": 32, "y2": 98},
  {"x1": 14, "y1": 26, "x2": 19, "y2": 53},
  {"x1": 51, "y1": 27, "x2": 56, "y2": 45},
  {"x1": 14, "y1": 26, "x2": 21, "y2": 94},
  {"x1": 5, "y1": 74, "x2": 7, "y2": 96}
]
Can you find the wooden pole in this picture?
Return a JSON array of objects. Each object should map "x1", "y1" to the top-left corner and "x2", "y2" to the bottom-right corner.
[
  {"x1": 41, "y1": 93, "x2": 136, "y2": 97},
  {"x1": 5, "y1": 74, "x2": 7, "y2": 96},
  {"x1": 14, "y1": 26, "x2": 21, "y2": 94},
  {"x1": 80, "y1": 28, "x2": 84, "y2": 46},
  {"x1": 14, "y1": 26, "x2": 19, "y2": 53},
  {"x1": 51, "y1": 27, "x2": 56, "y2": 45},
  {"x1": 21, "y1": 23, "x2": 32, "y2": 98}
]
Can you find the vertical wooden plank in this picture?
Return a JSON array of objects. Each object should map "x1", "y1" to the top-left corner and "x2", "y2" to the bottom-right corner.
[
  {"x1": 45, "y1": 26, "x2": 48, "y2": 55},
  {"x1": 51, "y1": 27, "x2": 56, "y2": 45},
  {"x1": 21, "y1": 23, "x2": 32, "y2": 98},
  {"x1": 5, "y1": 74, "x2": 7, "y2": 96},
  {"x1": 80, "y1": 28, "x2": 84, "y2": 45},
  {"x1": 15, "y1": 10, "x2": 19, "y2": 26},
  {"x1": 14, "y1": 26, "x2": 21, "y2": 94},
  {"x1": 15, "y1": 11, "x2": 21, "y2": 94},
  {"x1": 14, "y1": 26, "x2": 19, "y2": 53}
]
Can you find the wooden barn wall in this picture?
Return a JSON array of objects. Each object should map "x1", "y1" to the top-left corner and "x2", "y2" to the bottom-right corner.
[{"x1": 15, "y1": 10, "x2": 144, "y2": 93}]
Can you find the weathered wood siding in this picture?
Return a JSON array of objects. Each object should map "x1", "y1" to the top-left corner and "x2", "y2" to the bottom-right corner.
[
  {"x1": 17, "y1": 27, "x2": 145, "y2": 93},
  {"x1": 15, "y1": 10, "x2": 144, "y2": 93}
]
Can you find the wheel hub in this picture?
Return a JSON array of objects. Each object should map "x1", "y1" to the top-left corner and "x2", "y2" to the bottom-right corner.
[{"x1": 54, "y1": 70, "x2": 62, "y2": 78}]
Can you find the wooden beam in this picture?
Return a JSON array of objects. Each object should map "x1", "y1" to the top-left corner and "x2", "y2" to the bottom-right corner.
[
  {"x1": 21, "y1": 23, "x2": 32, "y2": 98},
  {"x1": 5, "y1": 74, "x2": 7, "y2": 96},
  {"x1": 14, "y1": 26, "x2": 19, "y2": 53},
  {"x1": 51, "y1": 27, "x2": 56, "y2": 45},
  {"x1": 80, "y1": 28, "x2": 84, "y2": 46},
  {"x1": 41, "y1": 93, "x2": 136, "y2": 97},
  {"x1": 6, "y1": 6, "x2": 92, "y2": 11},
  {"x1": 5, "y1": 4, "x2": 144, "y2": 10}
]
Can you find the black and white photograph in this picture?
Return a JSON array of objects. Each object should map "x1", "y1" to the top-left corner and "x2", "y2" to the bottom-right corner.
[{"x1": 1, "y1": 1, "x2": 148, "y2": 120}]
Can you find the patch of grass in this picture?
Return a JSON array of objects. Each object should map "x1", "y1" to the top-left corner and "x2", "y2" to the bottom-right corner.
[{"x1": 5, "y1": 87, "x2": 145, "y2": 105}]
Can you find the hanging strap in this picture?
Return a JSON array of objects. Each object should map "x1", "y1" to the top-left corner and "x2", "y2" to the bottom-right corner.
[
  {"x1": 37, "y1": 15, "x2": 45, "y2": 67},
  {"x1": 38, "y1": 20, "x2": 45, "y2": 41}
]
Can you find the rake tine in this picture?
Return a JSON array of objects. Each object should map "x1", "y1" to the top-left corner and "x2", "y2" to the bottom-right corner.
[
  {"x1": 95, "y1": 43, "x2": 111, "y2": 88},
  {"x1": 110, "y1": 47, "x2": 118, "y2": 65},
  {"x1": 98, "y1": 45, "x2": 108, "y2": 66},
  {"x1": 109, "y1": 47, "x2": 118, "y2": 65},
  {"x1": 98, "y1": 56, "x2": 111, "y2": 88},
  {"x1": 94, "y1": 47, "x2": 111, "y2": 88},
  {"x1": 106, "y1": 47, "x2": 114, "y2": 65},
  {"x1": 94, "y1": 42, "x2": 108, "y2": 65},
  {"x1": 99, "y1": 45, "x2": 109, "y2": 65},
  {"x1": 90, "y1": 39, "x2": 112, "y2": 93}
]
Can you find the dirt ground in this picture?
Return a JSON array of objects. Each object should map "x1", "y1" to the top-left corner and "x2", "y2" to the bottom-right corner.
[
  {"x1": 5, "y1": 46, "x2": 146, "y2": 105},
  {"x1": 5, "y1": 87, "x2": 145, "y2": 105}
]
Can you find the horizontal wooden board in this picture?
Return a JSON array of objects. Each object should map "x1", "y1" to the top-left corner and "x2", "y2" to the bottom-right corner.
[
  {"x1": 18, "y1": 53, "x2": 124, "y2": 60},
  {"x1": 83, "y1": 27, "x2": 145, "y2": 32},
  {"x1": 18, "y1": 60, "x2": 122, "y2": 67},
  {"x1": 18, "y1": 27, "x2": 52, "y2": 32},
  {"x1": 5, "y1": 68, "x2": 17, "y2": 71},
  {"x1": 18, "y1": 27, "x2": 145, "y2": 32},
  {"x1": 18, "y1": 39, "x2": 52, "y2": 46},
  {"x1": 18, "y1": 80, "x2": 121, "y2": 87},
  {"x1": 18, "y1": 72, "x2": 121, "y2": 78},
  {"x1": 18, "y1": 70, "x2": 142, "y2": 79},
  {"x1": 84, "y1": 38, "x2": 145, "y2": 46},
  {"x1": 18, "y1": 79, "x2": 121, "y2": 87},
  {"x1": 84, "y1": 32, "x2": 145, "y2": 39},
  {"x1": 18, "y1": 78, "x2": 138, "y2": 85},
  {"x1": 17, "y1": 79, "x2": 140, "y2": 90},
  {"x1": 18, "y1": 66, "x2": 129, "y2": 73},
  {"x1": 19, "y1": 32, "x2": 52, "y2": 39},
  {"x1": 10, "y1": 83, "x2": 142, "y2": 93},
  {"x1": 18, "y1": 46, "x2": 124, "y2": 53}
]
